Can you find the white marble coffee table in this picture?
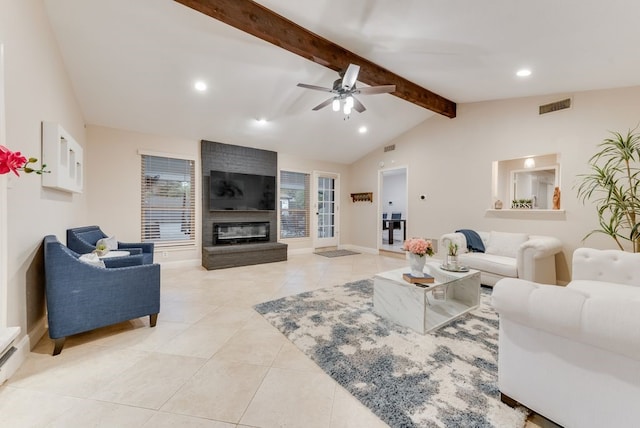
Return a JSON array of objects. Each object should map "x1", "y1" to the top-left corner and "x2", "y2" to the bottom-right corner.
[{"x1": 373, "y1": 262, "x2": 481, "y2": 334}]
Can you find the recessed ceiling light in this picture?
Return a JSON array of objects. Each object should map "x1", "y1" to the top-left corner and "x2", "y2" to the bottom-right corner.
[
  {"x1": 516, "y1": 69, "x2": 532, "y2": 77},
  {"x1": 194, "y1": 81, "x2": 207, "y2": 91},
  {"x1": 256, "y1": 118, "x2": 268, "y2": 125},
  {"x1": 358, "y1": 126, "x2": 368, "y2": 134}
]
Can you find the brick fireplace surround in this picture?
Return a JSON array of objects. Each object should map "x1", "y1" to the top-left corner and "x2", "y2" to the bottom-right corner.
[{"x1": 200, "y1": 141, "x2": 287, "y2": 270}]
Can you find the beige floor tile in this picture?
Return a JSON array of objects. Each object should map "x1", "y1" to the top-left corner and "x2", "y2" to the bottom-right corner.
[
  {"x1": 142, "y1": 412, "x2": 236, "y2": 427},
  {"x1": 330, "y1": 385, "x2": 389, "y2": 428},
  {"x1": 160, "y1": 358, "x2": 269, "y2": 423},
  {"x1": 0, "y1": 386, "x2": 82, "y2": 427},
  {"x1": 214, "y1": 326, "x2": 286, "y2": 366},
  {"x1": 193, "y1": 306, "x2": 256, "y2": 330},
  {"x1": 48, "y1": 399, "x2": 156, "y2": 427},
  {"x1": 91, "y1": 353, "x2": 206, "y2": 409},
  {"x1": 159, "y1": 324, "x2": 238, "y2": 359},
  {"x1": 77, "y1": 319, "x2": 191, "y2": 352},
  {"x1": 8, "y1": 345, "x2": 148, "y2": 398},
  {"x1": 158, "y1": 299, "x2": 219, "y2": 324},
  {"x1": 271, "y1": 342, "x2": 322, "y2": 373},
  {"x1": 240, "y1": 367, "x2": 336, "y2": 428}
]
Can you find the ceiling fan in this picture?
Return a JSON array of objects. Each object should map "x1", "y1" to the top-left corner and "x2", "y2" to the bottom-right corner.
[{"x1": 297, "y1": 64, "x2": 396, "y2": 115}]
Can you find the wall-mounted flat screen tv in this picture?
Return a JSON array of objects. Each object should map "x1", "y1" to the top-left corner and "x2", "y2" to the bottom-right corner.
[{"x1": 209, "y1": 170, "x2": 276, "y2": 211}]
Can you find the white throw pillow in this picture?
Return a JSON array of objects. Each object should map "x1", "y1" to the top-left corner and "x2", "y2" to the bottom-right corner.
[
  {"x1": 97, "y1": 236, "x2": 118, "y2": 250},
  {"x1": 79, "y1": 253, "x2": 106, "y2": 268},
  {"x1": 485, "y1": 231, "x2": 529, "y2": 258}
]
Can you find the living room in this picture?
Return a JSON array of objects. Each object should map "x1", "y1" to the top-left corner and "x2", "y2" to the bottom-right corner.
[{"x1": 2, "y1": 1, "x2": 640, "y2": 427}]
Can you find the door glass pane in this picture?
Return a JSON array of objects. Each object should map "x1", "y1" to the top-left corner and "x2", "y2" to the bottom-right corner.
[{"x1": 317, "y1": 177, "x2": 335, "y2": 239}]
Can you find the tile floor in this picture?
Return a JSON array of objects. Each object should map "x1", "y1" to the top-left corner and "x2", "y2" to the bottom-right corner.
[{"x1": 0, "y1": 252, "x2": 558, "y2": 427}]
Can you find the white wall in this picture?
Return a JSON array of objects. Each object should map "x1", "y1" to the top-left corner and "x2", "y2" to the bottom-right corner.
[
  {"x1": 349, "y1": 86, "x2": 640, "y2": 283},
  {"x1": 85, "y1": 125, "x2": 200, "y2": 263},
  {"x1": 0, "y1": 0, "x2": 87, "y2": 344}
]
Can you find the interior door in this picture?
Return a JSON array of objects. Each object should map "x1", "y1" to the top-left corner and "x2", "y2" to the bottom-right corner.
[{"x1": 313, "y1": 172, "x2": 339, "y2": 248}]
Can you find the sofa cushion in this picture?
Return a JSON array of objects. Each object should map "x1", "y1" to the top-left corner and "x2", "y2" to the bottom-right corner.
[
  {"x1": 459, "y1": 252, "x2": 518, "y2": 277},
  {"x1": 485, "y1": 231, "x2": 528, "y2": 258}
]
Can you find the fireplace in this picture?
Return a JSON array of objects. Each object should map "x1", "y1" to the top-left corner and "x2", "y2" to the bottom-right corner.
[{"x1": 213, "y1": 222, "x2": 270, "y2": 245}]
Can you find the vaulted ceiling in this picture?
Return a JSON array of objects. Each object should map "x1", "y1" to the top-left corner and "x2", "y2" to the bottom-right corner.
[{"x1": 43, "y1": 0, "x2": 640, "y2": 164}]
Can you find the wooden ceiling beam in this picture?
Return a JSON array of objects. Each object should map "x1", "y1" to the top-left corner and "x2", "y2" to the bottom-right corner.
[{"x1": 174, "y1": 0, "x2": 456, "y2": 118}]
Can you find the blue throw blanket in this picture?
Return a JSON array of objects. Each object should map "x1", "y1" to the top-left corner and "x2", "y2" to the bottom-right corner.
[{"x1": 455, "y1": 229, "x2": 485, "y2": 253}]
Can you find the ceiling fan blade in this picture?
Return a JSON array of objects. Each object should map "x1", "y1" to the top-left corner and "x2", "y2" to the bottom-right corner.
[
  {"x1": 352, "y1": 96, "x2": 366, "y2": 113},
  {"x1": 297, "y1": 83, "x2": 334, "y2": 93},
  {"x1": 357, "y1": 84, "x2": 396, "y2": 95},
  {"x1": 341, "y1": 63, "x2": 360, "y2": 90},
  {"x1": 312, "y1": 97, "x2": 335, "y2": 111}
]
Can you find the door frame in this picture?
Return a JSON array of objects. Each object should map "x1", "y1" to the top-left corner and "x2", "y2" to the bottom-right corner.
[
  {"x1": 312, "y1": 171, "x2": 340, "y2": 249},
  {"x1": 378, "y1": 165, "x2": 409, "y2": 250}
]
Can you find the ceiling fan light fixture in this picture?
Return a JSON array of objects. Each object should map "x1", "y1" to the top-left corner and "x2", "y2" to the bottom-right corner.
[
  {"x1": 345, "y1": 96, "x2": 354, "y2": 109},
  {"x1": 332, "y1": 98, "x2": 340, "y2": 112},
  {"x1": 343, "y1": 104, "x2": 352, "y2": 115}
]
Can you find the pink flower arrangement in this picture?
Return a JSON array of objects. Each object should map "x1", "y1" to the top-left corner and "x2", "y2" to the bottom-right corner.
[
  {"x1": 0, "y1": 145, "x2": 48, "y2": 176},
  {"x1": 402, "y1": 237, "x2": 434, "y2": 257}
]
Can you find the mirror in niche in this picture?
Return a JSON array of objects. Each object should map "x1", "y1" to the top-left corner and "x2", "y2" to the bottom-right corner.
[
  {"x1": 492, "y1": 153, "x2": 560, "y2": 210},
  {"x1": 511, "y1": 166, "x2": 558, "y2": 209}
]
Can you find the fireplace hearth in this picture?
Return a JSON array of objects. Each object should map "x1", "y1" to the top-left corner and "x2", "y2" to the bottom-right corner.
[{"x1": 213, "y1": 222, "x2": 270, "y2": 245}]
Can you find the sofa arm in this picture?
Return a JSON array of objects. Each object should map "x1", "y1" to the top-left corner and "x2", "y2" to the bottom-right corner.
[
  {"x1": 516, "y1": 236, "x2": 562, "y2": 284},
  {"x1": 492, "y1": 278, "x2": 640, "y2": 360},
  {"x1": 440, "y1": 232, "x2": 467, "y2": 255}
]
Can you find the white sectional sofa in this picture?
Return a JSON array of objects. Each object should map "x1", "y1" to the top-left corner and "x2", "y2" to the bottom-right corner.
[
  {"x1": 439, "y1": 230, "x2": 562, "y2": 286},
  {"x1": 491, "y1": 248, "x2": 640, "y2": 428}
]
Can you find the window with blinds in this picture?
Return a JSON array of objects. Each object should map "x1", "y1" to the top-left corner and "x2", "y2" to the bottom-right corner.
[
  {"x1": 141, "y1": 155, "x2": 195, "y2": 247},
  {"x1": 280, "y1": 171, "x2": 310, "y2": 239}
]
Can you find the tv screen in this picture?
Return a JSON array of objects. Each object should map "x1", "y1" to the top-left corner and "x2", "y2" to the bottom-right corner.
[{"x1": 209, "y1": 171, "x2": 276, "y2": 211}]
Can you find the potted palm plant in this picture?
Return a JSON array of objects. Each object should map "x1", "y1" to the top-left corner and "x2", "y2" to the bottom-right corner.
[{"x1": 576, "y1": 126, "x2": 640, "y2": 252}]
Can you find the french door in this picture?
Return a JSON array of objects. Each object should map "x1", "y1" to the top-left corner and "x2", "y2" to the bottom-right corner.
[{"x1": 313, "y1": 172, "x2": 339, "y2": 248}]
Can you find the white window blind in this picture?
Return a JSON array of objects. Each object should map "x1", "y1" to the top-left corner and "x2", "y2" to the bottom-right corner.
[
  {"x1": 280, "y1": 171, "x2": 310, "y2": 238},
  {"x1": 141, "y1": 155, "x2": 195, "y2": 247}
]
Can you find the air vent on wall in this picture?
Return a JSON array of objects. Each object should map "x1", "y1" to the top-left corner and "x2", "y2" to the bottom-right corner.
[
  {"x1": 384, "y1": 144, "x2": 396, "y2": 152},
  {"x1": 539, "y1": 98, "x2": 571, "y2": 115}
]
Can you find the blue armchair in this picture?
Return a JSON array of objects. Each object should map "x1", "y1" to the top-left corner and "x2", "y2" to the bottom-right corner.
[
  {"x1": 67, "y1": 225, "x2": 154, "y2": 264},
  {"x1": 44, "y1": 235, "x2": 161, "y2": 355}
]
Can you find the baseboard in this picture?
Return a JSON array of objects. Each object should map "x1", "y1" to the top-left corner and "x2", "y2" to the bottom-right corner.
[
  {"x1": 342, "y1": 245, "x2": 378, "y2": 255},
  {"x1": 28, "y1": 318, "x2": 47, "y2": 351},
  {"x1": 0, "y1": 334, "x2": 29, "y2": 385},
  {"x1": 159, "y1": 259, "x2": 201, "y2": 269},
  {"x1": 288, "y1": 247, "x2": 314, "y2": 255}
]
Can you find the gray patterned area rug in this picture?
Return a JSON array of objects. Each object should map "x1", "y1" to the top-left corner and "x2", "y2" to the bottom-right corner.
[
  {"x1": 314, "y1": 249, "x2": 360, "y2": 258},
  {"x1": 254, "y1": 280, "x2": 528, "y2": 428}
]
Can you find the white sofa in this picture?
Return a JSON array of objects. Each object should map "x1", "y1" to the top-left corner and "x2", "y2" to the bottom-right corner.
[
  {"x1": 439, "y1": 230, "x2": 562, "y2": 286},
  {"x1": 492, "y1": 248, "x2": 640, "y2": 428}
]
